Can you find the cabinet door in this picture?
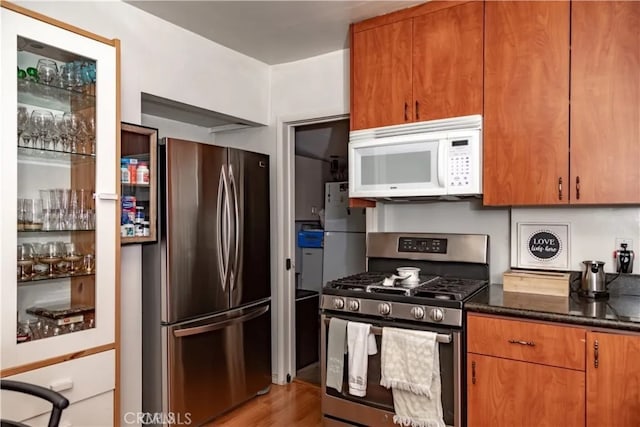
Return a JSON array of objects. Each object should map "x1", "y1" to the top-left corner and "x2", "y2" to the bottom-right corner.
[
  {"x1": 587, "y1": 332, "x2": 640, "y2": 427},
  {"x1": 413, "y1": 1, "x2": 483, "y2": 122},
  {"x1": 467, "y1": 354, "x2": 585, "y2": 427},
  {"x1": 0, "y1": 6, "x2": 118, "y2": 371},
  {"x1": 570, "y1": 2, "x2": 640, "y2": 204},
  {"x1": 483, "y1": 1, "x2": 570, "y2": 206},
  {"x1": 351, "y1": 20, "x2": 412, "y2": 130}
]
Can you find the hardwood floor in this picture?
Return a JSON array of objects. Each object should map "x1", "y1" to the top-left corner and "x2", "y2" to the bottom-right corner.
[{"x1": 208, "y1": 381, "x2": 322, "y2": 426}]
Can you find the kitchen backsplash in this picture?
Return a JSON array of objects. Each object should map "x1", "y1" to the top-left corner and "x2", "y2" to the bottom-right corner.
[
  {"x1": 371, "y1": 200, "x2": 640, "y2": 283},
  {"x1": 511, "y1": 206, "x2": 640, "y2": 274}
]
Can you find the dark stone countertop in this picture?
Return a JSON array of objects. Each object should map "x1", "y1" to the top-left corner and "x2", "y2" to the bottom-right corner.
[{"x1": 466, "y1": 274, "x2": 640, "y2": 332}]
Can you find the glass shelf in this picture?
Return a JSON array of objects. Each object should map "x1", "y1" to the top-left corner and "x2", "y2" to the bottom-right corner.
[
  {"x1": 18, "y1": 146, "x2": 95, "y2": 163},
  {"x1": 17, "y1": 79, "x2": 95, "y2": 111},
  {"x1": 18, "y1": 228, "x2": 95, "y2": 233},
  {"x1": 18, "y1": 270, "x2": 95, "y2": 284}
]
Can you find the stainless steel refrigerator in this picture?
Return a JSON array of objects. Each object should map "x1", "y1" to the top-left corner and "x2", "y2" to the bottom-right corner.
[{"x1": 142, "y1": 138, "x2": 271, "y2": 426}]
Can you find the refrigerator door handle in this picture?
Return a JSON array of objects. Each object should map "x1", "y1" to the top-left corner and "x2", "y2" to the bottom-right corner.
[
  {"x1": 229, "y1": 164, "x2": 240, "y2": 292},
  {"x1": 172, "y1": 304, "x2": 269, "y2": 338},
  {"x1": 216, "y1": 165, "x2": 231, "y2": 291}
]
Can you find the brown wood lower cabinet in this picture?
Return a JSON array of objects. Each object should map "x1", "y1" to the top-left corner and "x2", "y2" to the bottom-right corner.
[
  {"x1": 467, "y1": 313, "x2": 640, "y2": 427},
  {"x1": 466, "y1": 353, "x2": 585, "y2": 427},
  {"x1": 586, "y1": 332, "x2": 640, "y2": 427}
]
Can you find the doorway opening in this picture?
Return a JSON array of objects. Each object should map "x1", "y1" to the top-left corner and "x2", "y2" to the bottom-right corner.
[{"x1": 278, "y1": 114, "x2": 367, "y2": 387}]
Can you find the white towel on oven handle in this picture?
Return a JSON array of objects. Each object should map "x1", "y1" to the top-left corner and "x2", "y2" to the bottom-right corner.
[
  {"x1": 347, "y1": 321, "x2": 377, "y2": 397},
  {"x1": 381, "y1": 327, "x2": 445, "y2": 427}
]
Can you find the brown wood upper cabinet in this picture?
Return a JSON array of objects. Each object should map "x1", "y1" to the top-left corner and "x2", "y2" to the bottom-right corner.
[
  {"x1": 350, "y1": 1, "x2": 483, "y2": 131},
  {"x1": 483, "y1": 1, "x2": 640, "y2": 206}
]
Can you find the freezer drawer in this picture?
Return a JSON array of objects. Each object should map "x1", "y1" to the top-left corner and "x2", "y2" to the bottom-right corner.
[{"x1": 165, "y1": 300, "x2": 272, "y2": 426}]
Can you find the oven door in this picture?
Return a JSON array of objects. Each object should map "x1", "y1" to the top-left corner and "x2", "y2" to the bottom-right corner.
[{"x1": 320, "y1": 312, "x2": 462, "y2": 427}]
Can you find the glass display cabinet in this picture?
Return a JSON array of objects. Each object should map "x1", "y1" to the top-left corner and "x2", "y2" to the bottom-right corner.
[
  {"x1": 121, "y1": 123, "x2": 158, "y2": 244},
  {"x1": 1, "y1": 4, "x2": 119, "y2": 374}
]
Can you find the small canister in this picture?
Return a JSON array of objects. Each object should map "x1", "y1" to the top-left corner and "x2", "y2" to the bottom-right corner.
[
  {"x1": 136, "y1": 162, "x2": 150, "y2": 185},
  {"x1": 135, "y1": 206, "x2": 145, "y2": 223},
  {"x1": 121, "y1": 196, "x2": 136, "y2": 225},
  {"x1": 121, "y1": 159, "x2": 130, "y2": 184},
  {"x1": 142, "y1": 220, "x2": 150, "y2": 237}
]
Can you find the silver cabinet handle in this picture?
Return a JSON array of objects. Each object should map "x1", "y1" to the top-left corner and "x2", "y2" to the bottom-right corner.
[
  {"x1": 594, "y1": 339, "x2": 599, "y2": 368},
  {"x1": 508, "y1": 339, "x2": 536, "y2": 347},
  {"x1": 96, "y1": 193, "x2": 118, "y2": 200}
]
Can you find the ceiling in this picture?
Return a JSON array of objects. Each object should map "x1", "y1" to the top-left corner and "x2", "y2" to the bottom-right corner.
[{"x1": 126, "y1": 1, "x2": 422, "y2": 65}]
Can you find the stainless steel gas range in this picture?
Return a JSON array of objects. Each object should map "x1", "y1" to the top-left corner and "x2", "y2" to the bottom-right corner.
[{"x1": 320, "y1": 232, "x2": 489, "y2": 427}]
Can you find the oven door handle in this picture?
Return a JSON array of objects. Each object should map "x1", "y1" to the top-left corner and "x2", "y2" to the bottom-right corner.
[{"x1": 323, "y1": 318, "x2": 451, "y2": 344}]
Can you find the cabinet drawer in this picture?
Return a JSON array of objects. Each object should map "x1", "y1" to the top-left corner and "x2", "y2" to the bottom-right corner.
[
  {"x1": 1, "y1": 350, "x2": 114, "y2": 422},
  {"x1": 467, "y1": 314, "x2": 585, "y2": 370},
  {"x1": 22, "y1": 391, "x2": 113, "y2": 427}
]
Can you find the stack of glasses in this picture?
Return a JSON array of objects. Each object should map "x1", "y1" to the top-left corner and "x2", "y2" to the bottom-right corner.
[{"x1": 17, "y1": 189, "x2": 95, "y2": 232}]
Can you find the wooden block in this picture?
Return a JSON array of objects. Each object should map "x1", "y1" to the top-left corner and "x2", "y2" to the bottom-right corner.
[{"x1": 502, "y1": 269, "x2": 570, "y2": 297}]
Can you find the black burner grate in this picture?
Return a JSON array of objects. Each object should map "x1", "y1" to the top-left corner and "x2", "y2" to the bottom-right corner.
[{"x1": 326, "y1": 272, "x2": 487, "y2": 302}]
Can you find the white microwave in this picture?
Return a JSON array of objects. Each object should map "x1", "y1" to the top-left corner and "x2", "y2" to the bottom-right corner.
[{"x1": 348, "y1": 115, "x2": 482, "y2": 199}]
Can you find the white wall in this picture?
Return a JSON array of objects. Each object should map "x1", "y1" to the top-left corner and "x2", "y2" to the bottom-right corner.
[
  {"x1": 511, "y1": 206, "x2": 640, "y2": 274},
  {"x1": 17, "y1": 1, "x2": 270, "y2": 125}
]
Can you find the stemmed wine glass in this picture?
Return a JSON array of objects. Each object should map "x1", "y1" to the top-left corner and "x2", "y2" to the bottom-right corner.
[
  {"x1": 41, "y1": 241, "x2": 63, "y2": 277},
  {"x1": 36, "y1": 59, "x2": 58, "y2": 86},
  {"x1": 63, "y1": 112, "x2": 83, "y2": 153},
  {"x1": 30, "y1": 110, "x2": 54, "y2": 150},
  {"x1": 81, "y1": 116, "x2": 96, "y2": 155},
  {"x1": 17, "y1": 106, "x2": 29, "y2": 145},
  {"x1": 17, "y1": 244, "x2": 35, "y2": 280}
]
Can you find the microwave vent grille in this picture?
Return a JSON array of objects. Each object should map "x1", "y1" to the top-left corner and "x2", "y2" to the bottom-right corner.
[{"x1": 349, "y1": 114, "x2": 482, "y2": 143}]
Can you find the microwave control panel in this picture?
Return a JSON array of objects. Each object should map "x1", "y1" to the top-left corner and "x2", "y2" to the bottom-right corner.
[{"x1": 447, "y1": 139, "x2": 473, "y2": 190}]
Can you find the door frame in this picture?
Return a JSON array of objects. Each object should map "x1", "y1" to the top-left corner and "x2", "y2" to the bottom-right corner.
[{"x1": 274, "y1": 111, "x2": 349, "y2": 384}]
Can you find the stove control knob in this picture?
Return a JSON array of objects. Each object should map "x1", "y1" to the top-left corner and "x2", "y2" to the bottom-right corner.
[
  {"x1": 348, "y1": 300, "x2": 360, "y2": 311},
  {"x1": 411, "y1": 307, "x2": 425, "y2": 319},
  {"x1": 378, "y1": 303, "x2": 391, "y2": 316},
  {"x1": 429, "y1": 308, "x2": 445, "y2": 322},
  {"x1": 333, "y1": 298, "x2": 345, "y2": 310}
]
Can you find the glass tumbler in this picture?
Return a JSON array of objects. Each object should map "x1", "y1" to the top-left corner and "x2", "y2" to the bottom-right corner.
[{"x1": 24, "y1": 199, "x2": 43, "y2": 231}]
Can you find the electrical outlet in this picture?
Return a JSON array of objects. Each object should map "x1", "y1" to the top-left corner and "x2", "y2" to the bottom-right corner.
[{"x1": 615, "y1": 237, "x2": 634, "y2": 252}]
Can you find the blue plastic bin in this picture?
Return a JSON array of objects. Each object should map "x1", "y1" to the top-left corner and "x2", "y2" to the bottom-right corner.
[{"x1": 298, "y1": 230, "x2": 324, "y2": 248}]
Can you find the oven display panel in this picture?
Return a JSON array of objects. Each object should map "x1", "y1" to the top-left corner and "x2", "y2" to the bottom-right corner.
[{"x1": 398, "y1": 237, "x2": 448, "y2": 253}]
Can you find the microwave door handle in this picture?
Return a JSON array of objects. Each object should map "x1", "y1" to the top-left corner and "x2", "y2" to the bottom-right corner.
[{"x1": 437, "y1": 140, "x2": 446, "y2": 187}]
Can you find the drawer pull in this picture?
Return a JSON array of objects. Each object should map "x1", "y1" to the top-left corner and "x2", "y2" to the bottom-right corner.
[
  {"x1": 508, "y1": 339, "x2": 535, "y2": 347},
  {"x1": 594, "y1": 339, "x2": 599, "y2": 368},
  {"x1": 49, "y1": 378, "x2": 73, "y2": 392},
  {"x1": 471, "y1": 361, "x2": 476, "y2": 385}
]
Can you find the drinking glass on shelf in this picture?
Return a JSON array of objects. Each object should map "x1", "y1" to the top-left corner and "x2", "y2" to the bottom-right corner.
[
  {"x1": 30, "y1": 110, "x2": 54, "y2": 150},
  {"x1": 36, "y1": 58, "x2": 58, "y2": 86},
  {"x1": 17, "y1": 244, "x2": 34, "y2": 280},
  {"x1": 59, "y1": 63, "x2": 81, "y2": 91},
  {"x1": 84, "y1": 116, "x2": 96, "y2": 155},
  {"x1": 21, "y1": 120, "x2": 35, "y2": 148},
  {"x1": 83, "y1": 253, "x2": 95, "y2": 274},
  {"x1": 63, "y1": 112, "x2": 83, "y2": 153},
  {"x1": 17, "y1": 198, "x2": 25, "y2": 231},
  {"x1": 17, "y1": 106, "x2": 29, "y2": 145},
  {"x1": 41, "y1": 241, "x2": 63, "y2": 277},
  {"x1": 24, "y1": 199, "x2": 43, "y2": 231},
  {"x1": 63, "y1": 242, "x2": 83, "y2": 274}
]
